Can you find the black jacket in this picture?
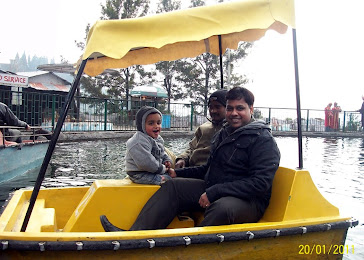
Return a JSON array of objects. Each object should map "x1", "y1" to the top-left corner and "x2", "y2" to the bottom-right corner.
[
  {"x1": 176, "y1": 120, "x2": 280, "y2": 212},
  {"x1": 0, "y1": 102, "x2": 28, "y2": 131}
]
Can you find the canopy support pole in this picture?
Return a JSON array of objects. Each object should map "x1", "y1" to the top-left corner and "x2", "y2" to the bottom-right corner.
[
  {"x1": 292, "y1": 29, "x2": 303, "y2": 169},
  {"x1": 218, "y1": 35, "x2": 224, "y2": 89},
  {"x1": 21, "y1": 59, "x2": 88, "y2": 232}
]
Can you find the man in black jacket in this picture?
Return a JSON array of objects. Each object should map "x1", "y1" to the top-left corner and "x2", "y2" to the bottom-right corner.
[
  {"x1": 101, "y1": 87, "x2": 280, "y2": 231},
  {"x1": 0, "y1": 102, "x2": 30, "y2": 143}
]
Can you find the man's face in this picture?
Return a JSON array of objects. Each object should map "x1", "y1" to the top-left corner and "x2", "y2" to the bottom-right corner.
[
  {"x1": 226, "y1": 98, "x2": 253, "y2": 129},
  {"x1": 208, "y1": 100, "x2": 226, "y2": 123}
]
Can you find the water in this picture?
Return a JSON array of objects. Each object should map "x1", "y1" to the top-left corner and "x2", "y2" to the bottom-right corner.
[{"x1": 0, "y1": 136, "x2": 363, "y2": 259}]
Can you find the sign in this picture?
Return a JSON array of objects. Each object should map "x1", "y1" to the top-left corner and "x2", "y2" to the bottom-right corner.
[{"x1": 0, "y1": 73, "x2": 28, "y2": 87}]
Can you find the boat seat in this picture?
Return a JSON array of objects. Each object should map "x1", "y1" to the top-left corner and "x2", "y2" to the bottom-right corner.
[
  {"x1": 26, "y1": 199, "x2": 57, "y2": 232},
  {"x1": 259, "y1": 167, "x2": 339, "y2": 222},
  {"x1": 63, "y1": 179, "x2": 195, "y2": 232}
]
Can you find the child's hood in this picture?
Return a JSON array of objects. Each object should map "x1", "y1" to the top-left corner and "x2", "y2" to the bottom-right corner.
[{"x1": 136, "y1": 106, "x2": 162, "y2": 134}]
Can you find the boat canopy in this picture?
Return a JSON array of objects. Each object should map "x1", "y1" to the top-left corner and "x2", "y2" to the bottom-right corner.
[{"x1": 80, "y1": 0, "x2": 295, "y2": 76}]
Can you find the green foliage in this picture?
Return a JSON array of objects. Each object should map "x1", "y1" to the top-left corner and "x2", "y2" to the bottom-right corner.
[
  {"x1": 80, "y1": 76, "x2": 109, "y2": 99},
  {"x1": 189, "y1": 0, "x2": 205, "y2": 8},
  {"x1": 157, "y1": 0, "x2": 181, "y2": 12},
  {"x1": 73, "y1": 0, "x2": 252, "y2": 109},
  {"x1": 99, "y1": 0, "x2": 151, "y2": 101},
  {"x1": 75, "y1": 0, "x2": 153, "y2": 101},
  {"x1": 100, "y1": 0, "x2": 149, "y2": 20},
  {"x1": 222, "y1": 42, "x2": 252, "y2": 88},
  {"x1": 254, "y1": 109, "x2": 262, "y2": 119},
  {"x1": 347, "y1": 113, "x2": 359, "y2": 131},
  {"x1": 175, "y1": 42, "x2": 252, "y2": 116},
  {"x1": 175, "y1": 53, "x2": 219, "y2": 116},
  {"x1": 74, "y1": 24, "x2": 91, "y2": 51}
]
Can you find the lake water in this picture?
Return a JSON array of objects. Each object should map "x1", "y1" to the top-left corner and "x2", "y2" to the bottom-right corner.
[{"x1": 0, "y1": 136, "x2": 363, "y2": 259}]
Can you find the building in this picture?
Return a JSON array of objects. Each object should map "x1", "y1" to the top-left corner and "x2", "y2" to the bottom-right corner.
[{"x1": 0, "y1": 70, "x2": 72, "y2": 126}]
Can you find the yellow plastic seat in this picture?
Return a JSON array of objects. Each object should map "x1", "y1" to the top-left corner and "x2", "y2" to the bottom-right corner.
[
  {"x1": 260, "y1": 167, "x2": 339, "y2": 222},
  {"x1": 26, "y1": 199, "x2": 57, "y2": 232}
]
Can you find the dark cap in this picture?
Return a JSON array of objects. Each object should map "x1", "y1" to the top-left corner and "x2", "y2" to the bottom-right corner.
[{"x1": 208, "y1": 89, "x2": 228, "y2": 107}]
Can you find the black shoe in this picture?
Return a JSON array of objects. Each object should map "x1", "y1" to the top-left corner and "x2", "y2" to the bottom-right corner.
[{"x1": 100, "y1": 215, "x2": 125, "y2": 232}]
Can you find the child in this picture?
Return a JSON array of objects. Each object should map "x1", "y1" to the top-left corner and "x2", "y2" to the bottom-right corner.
[{"x1": 125, "y1": 106, "x2": 173, "y2": 185}]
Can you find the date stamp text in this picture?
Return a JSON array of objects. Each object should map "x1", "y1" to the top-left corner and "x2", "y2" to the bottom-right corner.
[{"x1": 299, "y1": 244, "x2": 355, "y2": 255}]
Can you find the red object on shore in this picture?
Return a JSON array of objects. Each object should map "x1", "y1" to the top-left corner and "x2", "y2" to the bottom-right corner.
[{"x1": 324, "y1": 103, "x2": 333, "y2": 130}]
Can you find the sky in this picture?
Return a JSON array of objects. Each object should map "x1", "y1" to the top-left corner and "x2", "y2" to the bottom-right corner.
[{"x1": 0, "y1": 0, "x2": 363, "y2": 111}]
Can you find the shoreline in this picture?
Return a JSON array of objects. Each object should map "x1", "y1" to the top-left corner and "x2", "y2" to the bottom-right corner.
[{"x1": 58, "y1": 130, "x2": 364, "y2": 142}]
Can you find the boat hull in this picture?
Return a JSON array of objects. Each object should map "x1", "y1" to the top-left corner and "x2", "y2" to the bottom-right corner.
[
  {"x1": 0, "y1": 225, "x2": 352, "y2": 259},
  {"x1": 0, "y1": 141, "x2": 48, "y2": 183}
]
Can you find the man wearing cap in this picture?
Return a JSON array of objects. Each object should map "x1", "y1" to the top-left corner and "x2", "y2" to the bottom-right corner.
[{"x1": 175, "y1": 89, "x2": 227, "y2": 168}]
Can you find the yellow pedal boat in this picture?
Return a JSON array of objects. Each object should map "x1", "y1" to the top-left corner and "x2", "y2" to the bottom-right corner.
[
  {"x1": 0, "y1": 0, "x2": 358, "y2": 258},
  {"x1": 0, "y1": 167, "x2": 358, "y2": 259}
]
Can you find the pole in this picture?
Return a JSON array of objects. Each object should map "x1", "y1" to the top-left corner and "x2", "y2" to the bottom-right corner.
[
  {"x1": 104, "y1": 99, "x2": 108, "y2": 131},
  {"x1": 190, "y1": 103, "x2": 194, "y2": 131},
  {"x1": 20, "y1": 59, "x2": 88, "y2": 232},
  {"x1": 218, "y1": 35, "x2": 224, "y2": 89},
  {"x1": 292, "y1": 29, "x2": 303, "y2": 169},
  {"x1": 227, "y1": 49, "x2": 231, "y2": 89}
]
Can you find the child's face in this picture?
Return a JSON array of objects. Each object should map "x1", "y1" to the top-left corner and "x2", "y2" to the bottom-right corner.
[{"x1": 145, "y1": 113, "x2": 162, "y2": 138}]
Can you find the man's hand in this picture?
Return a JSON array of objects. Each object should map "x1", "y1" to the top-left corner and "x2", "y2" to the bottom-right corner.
[
  {"x1": 199, "y1": 192, "x2": 211, "y2": 208},
  {"x1": 168, "y1": 168, "x2": 177, "y2": 178},
  {"x1": 25, "y1": 124, "x2": 31, "y2": 130},
  {"x1": 175, "y1": 159, "x2": 185, "y2": 169},
  {"x1": 164, "y1": 161, "x2": 172, "y2": 168}
]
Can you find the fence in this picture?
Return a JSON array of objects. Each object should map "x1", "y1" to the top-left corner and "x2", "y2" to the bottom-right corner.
[{"x1": 1, "y1": 89, "x2": 362, "y2": 133}]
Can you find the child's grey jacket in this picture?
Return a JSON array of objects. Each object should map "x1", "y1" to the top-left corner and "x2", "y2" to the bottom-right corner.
[
  {"x1": 125, "y1": 106, "x2": 172, "y2": 177},
  {"x1": 125, "y1": 131, "x2": 171, "y2": 174}
]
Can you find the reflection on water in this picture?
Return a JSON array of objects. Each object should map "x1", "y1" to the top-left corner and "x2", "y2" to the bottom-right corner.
[
  {"x1": 45, "y1": 141, "x2": 128, "y2": 187},
  {"x1": 0, "y1": 136, "x2": 363, "y2": 259},
  {"x1": 360, "y1": 139, "x2": 364, "y2": 166}
]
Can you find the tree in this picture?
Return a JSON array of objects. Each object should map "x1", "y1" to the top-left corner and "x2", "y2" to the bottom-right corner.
[
  {"x1": 75, "y1": 0, "x2": 153, "y2": 105},
  {"x1": 8, "y1": 53, "x2": 21, "y2": 72},
  {"x1": 189, "y1": 0, "x2": 205, "y2": 7},
  {"x1": 220, "y1": 42, "x2": 252, "y2": 89},
  {"x1": 100, "y1": 0, "x2": 152, "y2": 105},
  {"x1": 174, "y1": 0, "x2": 252, "y2": 116},
  {"x1": 101, "y1": 0, "x2": 149, "y2": 19},
  {"x1": 175, "y1": 53, "x2": 220, "y2": 116},
  {"x1": 155, "y1": 0, "x2": 184, "y2": 112},
  {"x1": 176, "y1": 42, "x2": 252, "y2": 116},
  {"x1": 3, "y1": 53, "x2": 51, "y2": 73},
  {"x1": 18, "y1": 52, "x2": 28, "y2": 72}
]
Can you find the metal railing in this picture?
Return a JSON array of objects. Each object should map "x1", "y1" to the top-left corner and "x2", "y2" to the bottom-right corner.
[
  {"x1": 0, "y1": 126, "x2": 51, "y2": 146},
  {"x1": 1, "y1": 89, "x2": 362, "y2": 133}
]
